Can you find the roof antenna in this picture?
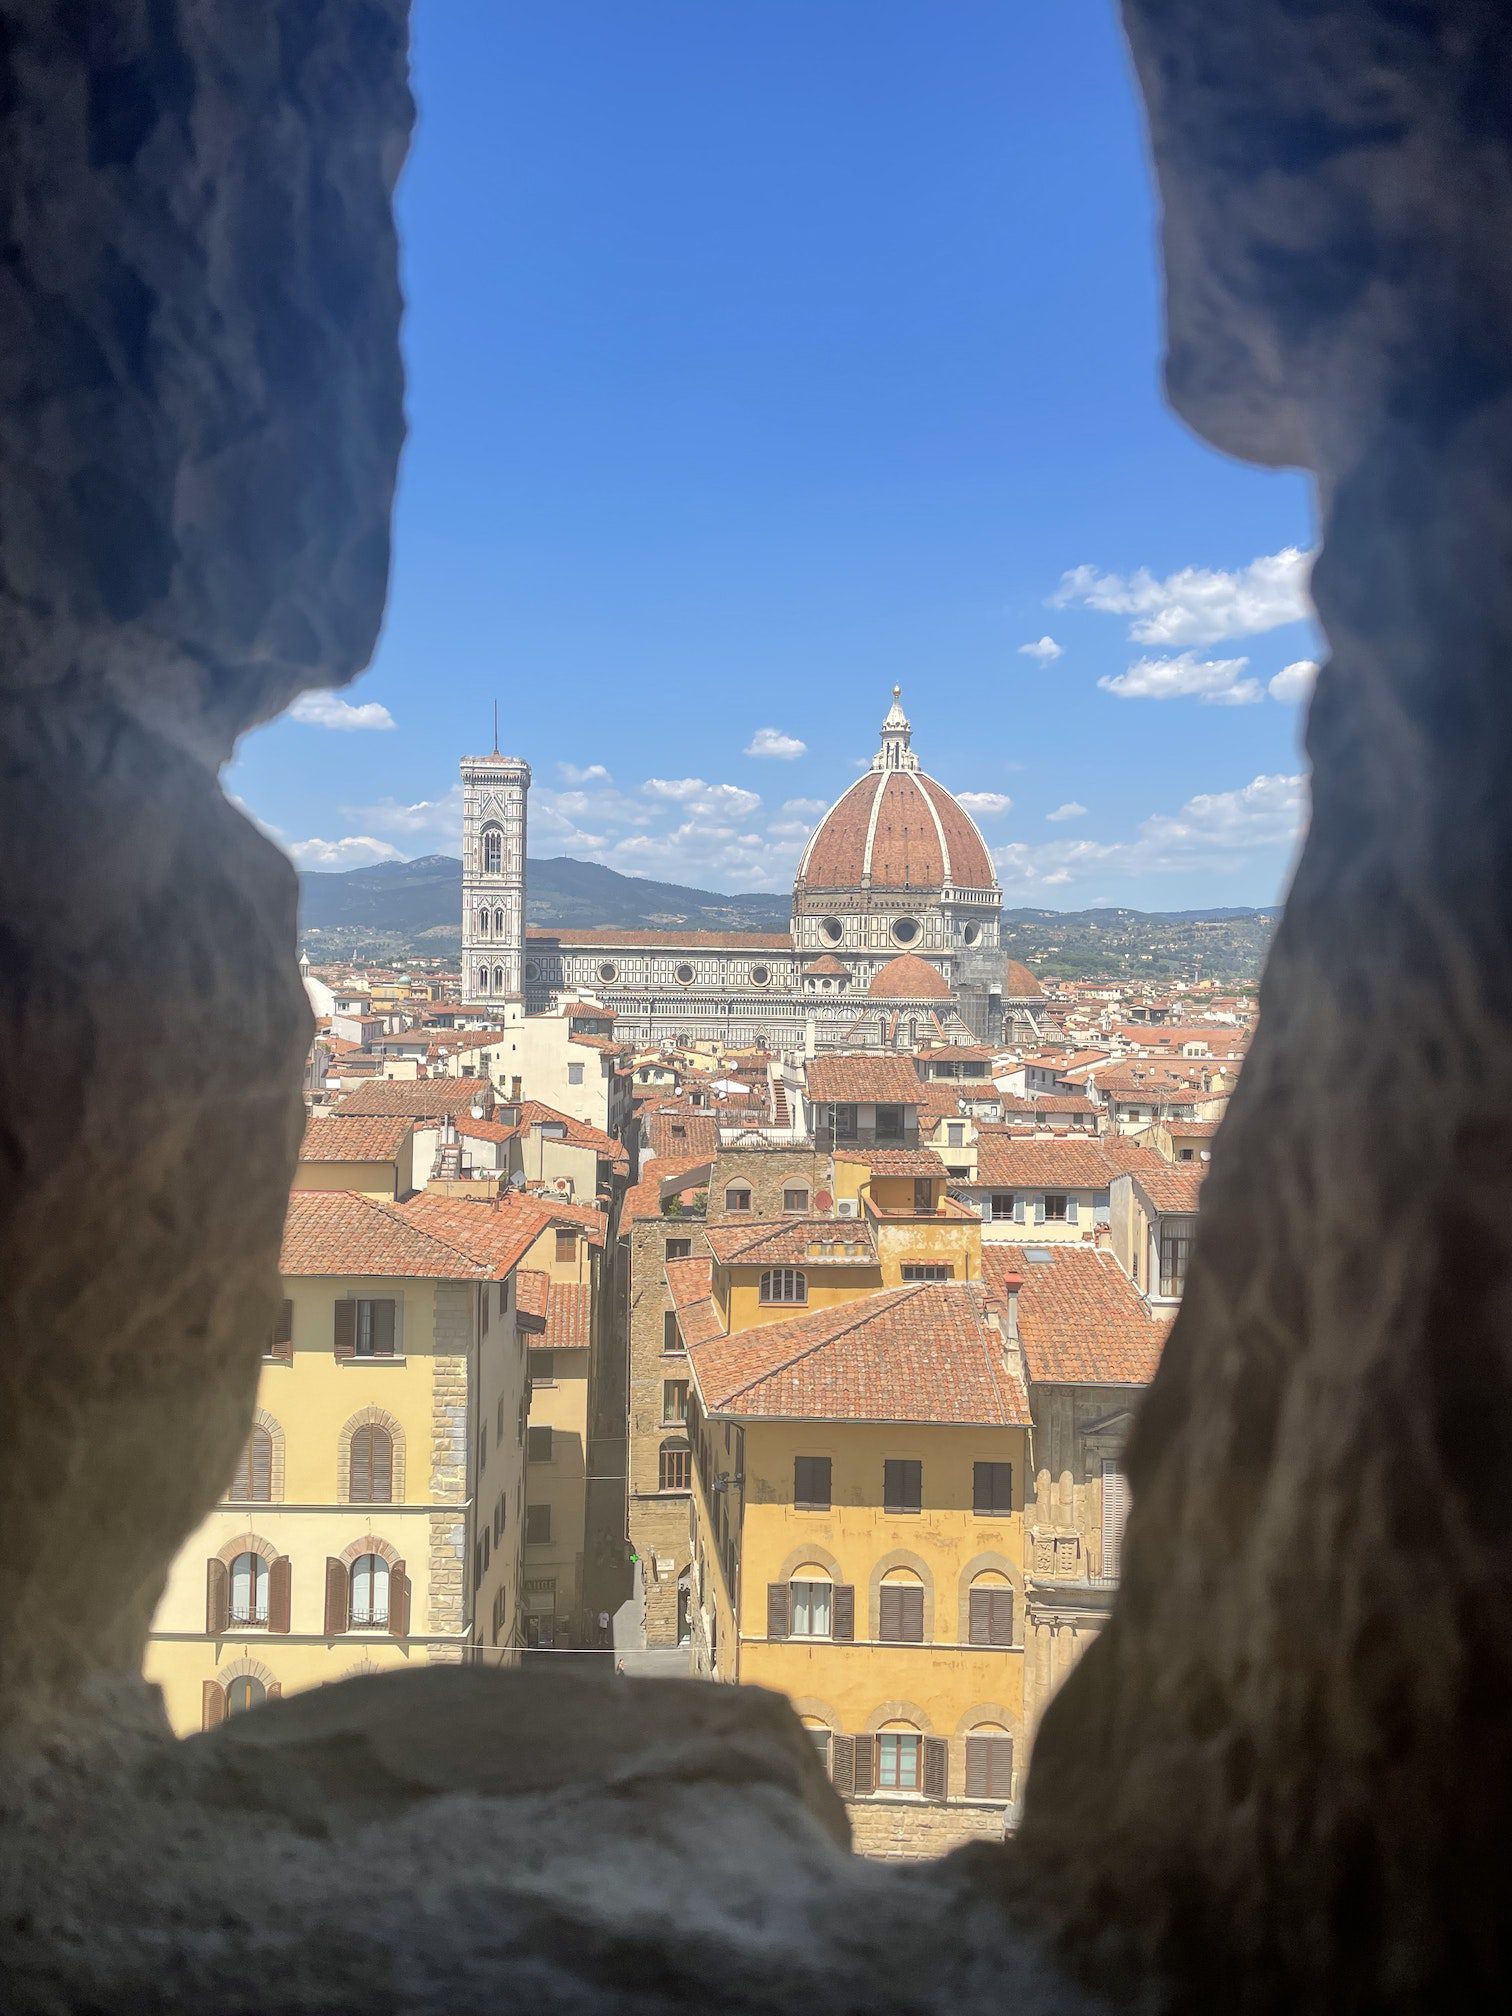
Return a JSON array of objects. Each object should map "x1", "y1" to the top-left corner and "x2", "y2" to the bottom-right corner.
[{"x1": 492, "y1": 699, "x2": 499, "y2": 756}]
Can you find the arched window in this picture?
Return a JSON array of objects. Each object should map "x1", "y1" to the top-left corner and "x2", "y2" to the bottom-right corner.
[
  {"x1": 967, "y1": 1571, "x2": 1014, "y2": 1646},
  {"x1": 493, "y1": 965, "x2": 507, "y2": 993},
  {"x1": 349, "y1": 1553, "x2": 390, "y2": 1629},
  {"x1": 226, "y1": 1675, "x2": 266, "y2": 1716},
  {"x1": 478, "y1": 907, "x2": 491, "y2": 937},
  {"x1": 724, "y1": 1184, "x2": 752, "y2": 1213},
  {"x1": 789, "y1": 1566, "x2": 832, "y2": 1638},
  {"x1": 760, "y1": 1267, "x2": 808, "y2": 1306},
  {"x1": 229, "y1": 1551, "x2": 268, "y2": 1628},
  {"x1": 477, "y1": 967, "x2": 490, "y2": 994},
  {"x1": 482, "y1": 825, "x2": 503, "y2": 873},
  {"x1": 228, "y1": 1425, "x2": 272, "y2": 1502},
  {"x1": 964, "y1": 1722, "x2": 1015, "y2": 1800},
  {"x1": 349, "y1": 1423, "x2": 394, "y2": 1503},
  {"x1": 658, "y1": 1438, "x2": 691, "y2": 1492},
  {"x1": 493, "y1": 907, "x2": 505, "y2": 936},
  {"x1": 878, "y1": 1566, "x2": 925, "y2": 1643}
]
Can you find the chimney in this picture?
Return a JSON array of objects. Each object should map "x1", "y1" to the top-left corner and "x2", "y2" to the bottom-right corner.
[{"x1": 999, "y1": 1271, "x2": 1022, "y2": 1343}]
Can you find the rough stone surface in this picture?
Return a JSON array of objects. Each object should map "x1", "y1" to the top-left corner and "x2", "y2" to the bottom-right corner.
[{"x1": 1020, "y1": 5, "x2": 1512, "y2": 2011}]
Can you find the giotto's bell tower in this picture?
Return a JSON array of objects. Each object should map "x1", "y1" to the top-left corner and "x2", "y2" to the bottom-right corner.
[{"x1": 460, "y1": 738, "x2": 530, "y2": 1006}]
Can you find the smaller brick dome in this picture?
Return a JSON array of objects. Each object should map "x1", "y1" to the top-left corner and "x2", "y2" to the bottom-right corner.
[
  {"x1": 1004, "y1": 957, "x2": 1044, "y2": 999},
  {"x1": 868, "y1": 954, "x2": 950, "y2": 1001}
]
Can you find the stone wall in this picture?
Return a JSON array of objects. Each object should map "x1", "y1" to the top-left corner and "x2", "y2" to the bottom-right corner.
[{"x1": 627, "y1": 1217, "x2": 695, "y2": 1644}]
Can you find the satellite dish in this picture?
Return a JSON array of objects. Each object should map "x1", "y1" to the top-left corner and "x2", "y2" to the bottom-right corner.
[{"x1": 507, "y1": 1171, "x2": 527, "y2": 1189}]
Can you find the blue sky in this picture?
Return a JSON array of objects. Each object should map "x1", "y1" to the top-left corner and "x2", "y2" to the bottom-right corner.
[{"x1": 227, "y1": 0, "x2": 1320, "y2": 911}]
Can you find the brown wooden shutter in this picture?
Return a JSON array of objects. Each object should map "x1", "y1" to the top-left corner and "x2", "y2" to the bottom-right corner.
[
  {"x1": 852, "y1": 1735, "x2": 876, "y2": 1795},
  {"x1": 205, "y1": 1557, "x2": 229, "y2": 1635},
  {"x1": 266, "y1": 1681, "x2": 282, "y2": 1700},
  {"x1": 270, "y1": 1298, "x2": 294, "y2": 1362},
  {"x1": 878, "y1": 1584, "x2": 901, "y2": 1641},
  {"x1": 968, "y1": 1587, "x2": 991, "y2": 1645},
  {"x1": 333, "y1": 1300, "x2": 356, "y2": 1360},
  {"x1": 250, "y1": 1427, "x2": 272, "y2": 1502},
  {"x1": 991, "y1": 1589, "x2": 1014, "y2": 1646},
  {"x1": 202, "y1": 1678, "x2": 226, "y2": 1730},
  {"x1": 965, "y1": 1735, "x2": 989, "y2": 1798},
  {"x1": 832, "y1": 1584, "x2": 855, "y2": 1641},
  {"x1": 267, "y1": 1555, "x2": 291, "y2": 1634},
  {"x1": 371, "y1": 1426, "x2": 393, "y2": 1503},
  {"x1": 388, "y1": 1560, "x2": 411, "y2": 1638},
  {"x1": 229, "y1": 1439, "x2": 252, "y2": 1501},
  {"x1": 830, "y1": 1736, "x2": 856, "y2": 1796},
  {"x1": 324, "y1": 1556, "x2": 349, "y2": 1635},
  {"x1": 349, "y1": 1425, "x2": 372, "y2": 1502},
  {"x1": 923, "y1": 1737, "x2": 949, "y2": 1801},
  {"x1": 901, "y1": 1586, "x2": 924, "y2": 1643},
  {"x1": 766, "y1": 1582, "x2": 790, "y2": 1640},
  {"x1": 372, "y1": 1299, "x2": 396, "y2": 1355}
]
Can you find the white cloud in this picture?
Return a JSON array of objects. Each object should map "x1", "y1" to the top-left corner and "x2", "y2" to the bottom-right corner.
[
  {"x1": 1098, "y1": 652, "x2": 1262, "y2": 706},
  {"x1": 287, "y1": 691, "x2": 396, "y2": 732},
  {"x1": 558, "y1": 761, "x2": 612, "y2": 784},
  {"x1": 745, "y1": 727, "x2": 807, "y2": 760},
  {"x1": 1018, "y1": 635, "x2": 1064, "y2": 664},
  {"x1": 991, "y1": 771, "x2": 1308, "y2": 898},
  {"x1": 781, "y1": 797, "x2": 829, "y2": 817},
  {"x1": 286, "y1": 835, "x2": 405, "y2": 870},
  {"x1": 642, "y1": 777, "x2": 761, "y2": 817},
  {"x1": 343, "y1": 787, "x2": 465, "y2": 845},
  {"x1": 1269, "y1": 658, "x2": 1319, "y2": 704},
  {"x1": 1052, "y1": 545, "x2": 1314, "y2": 645},
  {"x1": 956, "y1": 791, "x2": 1013, "y2": 818},
  {"x1": 1046, "y1": 801, "x2": 1087, "y2": 823}
]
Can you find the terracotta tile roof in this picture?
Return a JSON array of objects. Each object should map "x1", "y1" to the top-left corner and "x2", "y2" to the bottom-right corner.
[
  {"x1": 702, "y1": 1216, "x2": 879, "y2": 1268},
  {"x1": 1167, "y1": 1119, "x2": 1222, "y2": 1138},
  {"x1": 802, "y1": 954, "x2": 850, "y2": 976},
  {"x1": 833, "y1": 1146, "x2": 948, "y2": 1177},
  {"x1": 972, "y1": 1136, "x2": 1127, "y2": 1191},
  {"x1": 527, "y1": 926, "x2": 794, "y2": 952},
  {"x1": 1028, "y1": 1092, "x2": 1099, "y2": 1115},
  {"x1": 280, "y1": 1191, "x2": 491, "y2": 1280},
  {"x1": 454, "y1": 1114, "x2": 515, "y2": 1144},
  {"x1": 985, "y1": 1245, "x2": 1167, "y2": 1387},
  {"x1": 647, "y1": 1108, "x2": 720, "y2": 1158},
  {"x1": 688, "y1": 1281, "x2": 1028, "y2": 1425},
  {"x1": 544, "y1": 1281, "x2": 591, "y2": 1352},
  {"x1": 921, "y1": 1045, "x2": 995, "y2": 1063},
  {"x1": 516, "y1": 1267, "x2": 549, "y2": 1325},
  {"x1": 298, "y1": 1114, "x2": 413, "y2": 1163},
  {"x1": 522, "y1": 1193, "x2": 608, "y2": 1247},
  {"x1": 806, "y1": 1053, "x2": 927, "y2": 1106},
  {"x1": 394, "y1": 1192, "x2": 553, "y2": 1276},
  {"x1": 334, "y1": 1077, "x2": 494, "y2": 1119},
  {"x1": 666, "y1": 1256, "x2": 725, "y2": 1347},
  {"x1": 514, "y1": 1100, "x2": 629, "y2": 1170},
  {"x1": 1003, "y1": 957, "x2": 1044, "y2": 999},
  {"x1": 868, "y1": 953, "x2": 950, "y2": 1001},
  {"x1": 1130, "y1": 1162, "x2": 1208, "y2": 1214},
  {"x1": 797, "y1": 771, "x2": 995, "y2": 892},
  {"x1": 620, "y1": 1156, "x2": 710, "y2": 1226},
  {"x1": 569, "y1": 1033, "x2": 626, "y2": 1056}
]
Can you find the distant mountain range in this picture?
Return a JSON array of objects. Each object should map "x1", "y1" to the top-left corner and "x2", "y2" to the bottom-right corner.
[{"x1": 298, "y1": 854, "x2": 1278, "y2": 982}]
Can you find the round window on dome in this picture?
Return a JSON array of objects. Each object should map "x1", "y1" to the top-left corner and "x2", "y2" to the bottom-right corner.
[
  {"x1": 891, "y1": 916, "x2": 921, "y2": 946},
  {"x1": 962, "y1": 923, "x2": 981, "y2": 947},
  {"x1": 524, "y1": 960, "x2": 540, "y2": 982},
  {"x1": 675, "y1": 963, "x2": 696, "y2": 985},
  {"x1": 819, "y1": 918, "x2": 844, "y2": 945},
  {"x1": 597, "y1": 961, "x2": 619, "y2": 983},
  {"x1": 750, "y1": 965, "x2": 770, "y2": 987}
]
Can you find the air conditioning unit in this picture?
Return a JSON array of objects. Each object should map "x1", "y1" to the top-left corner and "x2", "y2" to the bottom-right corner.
[{"x1": 835, "y1": 1198, "x2": 859, "y2": 1219}]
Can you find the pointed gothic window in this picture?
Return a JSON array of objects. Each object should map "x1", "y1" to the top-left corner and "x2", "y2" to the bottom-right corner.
[
  {"x1": 477, "y1": 968, "x2": 490, "y2": 995},
  {"x1": 494, "y1": 907, "x2": 505, "y2": 936},
  {"x1": 482, "y1": 825, "x2": 503, "y2": 874},
  {"x1": 478, "y1": 908, "x2": 490, "y2": 937},
  {"x1": 493, "y1": 965, "x2": 506, "y2": 992}
]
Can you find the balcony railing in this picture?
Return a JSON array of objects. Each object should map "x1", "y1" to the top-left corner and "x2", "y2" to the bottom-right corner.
[
  {"x1": 228, "y1": 1606, "x2": 268, "y2": 1628},
  {"x1": 350, "y1": 1607, "x2": 389, "y2": 1629}
]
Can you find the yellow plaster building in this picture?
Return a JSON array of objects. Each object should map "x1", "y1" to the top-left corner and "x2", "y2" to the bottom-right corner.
[{"x1": 145, "y1": 1189, "x2": 538, "y2": 1730}]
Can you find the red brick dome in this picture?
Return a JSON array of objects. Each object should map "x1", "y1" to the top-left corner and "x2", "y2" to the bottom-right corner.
[
  {"x1": 868, "y1": 954, "x2": 950, "y2": 1000},
  {"x1": 796, "y1": 769, "x2": 996, "y2": 892},
  {"x1": 1004, "y1": 957, "x2": 1044, "y2": 999}
]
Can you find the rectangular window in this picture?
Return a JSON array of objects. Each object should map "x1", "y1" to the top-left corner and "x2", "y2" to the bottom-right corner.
[
  {"x1": 1102, "y1": 1458, "x2": 1131, "y2": 1579},
  {"x1": 901, "y1": 1263, "x2": 950, "y2": 1282},
  {"x1": 662, "y1": 1379, "x2": 689, "y2": 1424},
  {"x1": 478, "y1": 1423, "x2": 488, "y2": 1475},
  {"x1": 355, "y1": 1298, "x2": 397, "y2": 1357},
  {"x1": 878, "y1": 1732, "x2": 920, "y2": 1792},
  {"x1": 964, "y1": 1735, "x2": 1014, "y2": 1801},
  {"x1": 1159, "y1": 1220, "x2": 1194, "y2": 1298},
  {"x1": 973, "y1": 1461, "x2": 1014, "y2": 1516},
  {"x1": 496, "y1": 1395, "x2": 505, "y2": 1446},
  {"x1": 1043, "y1": 1193, "x2": 1069, "y2": 1222},
  {"x1": 794, "y1": 1455, "x2": 832, "y2": 1511},
  {"x1": 663, "y1": 1310, "x2": 682, "y2": 1353},
  {"x1": 990, "y1": 1193, "x2": 1015, "y2": 1222},
  {"x1": 525, "y1": 1503, "x2": 552, "y2": 1544},
  {"x1": 946, "y1": 1122, "x2": 965, "y2": 1146},
  {"x1": 968, "y1": 1585, "x2": 1015, "y2": 1646},
  {"x1": 830, "y1": 1103, "x2": 858, "y2": 1142},
  {"x1": 875, "y1": 1104, "x2": 905, "y2": 1143},
  {"x1": 555, "y1": 1229, "x2": 576, "y2": 1263},
  {"x1": 665, "y1": 1237, "x2": 692, "y2": 1260},
  {"x1": 790, "y1": 1580, "x2": 832, "y2": 1638},
  {"x1": 567, "y1": 1061, "x2": 584, "y2": 1085},
  {"x1": 724, "y1": 1186, "x2": 752, "y2": 1212},
  {"x1": 527, "y1": 1425, "x2": 553, "y2": 1462},
  {"x1": 808, "y1": 1728, "x2": 832, "y2": 1778},
  {"x1": 884, "y1": 1458, "x2": 922, "y2": 1514},
  {"x1": 659, "y1": 1443, "x2": 691, "y2": 1491},
  {"x1": 783, "y1": 1187, "x2": 808, "y2": 1213}
]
